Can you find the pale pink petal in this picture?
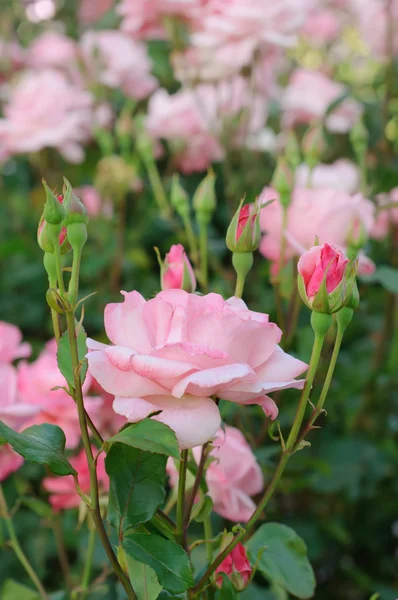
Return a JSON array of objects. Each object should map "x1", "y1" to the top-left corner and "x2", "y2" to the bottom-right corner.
[
  {"x1": 255, "y1": 346, "x2": 308, "y2": 382},
  {"x1": 221, "y1": 377, "x2": 305, "y2": 403},
  {"x1": 105, "y1": 346, "x2": 138, "y2": 370},
  {"x1": 104, "y1": 291, "x2": 152, "y2": 352},
  {"x1": 172, "y1": 363, "x2": 255, "y2": 398},
  {"x1": 247, "y1": 395, "x2": 279, "y2": 421},
  {"x1": 87, "y1": 350, "x2": 167, "y2": 396},
  {"x1": 131, "y1": 355, "x2": 199, "y2": 380},
  {"x1": 86, "y1": 338, "x2": 109, "y2": 351}
]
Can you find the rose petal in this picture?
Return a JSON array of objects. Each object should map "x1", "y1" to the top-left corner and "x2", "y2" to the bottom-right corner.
[{"x1": 172, "y1": 363, "x2": 255, "y2": 398}]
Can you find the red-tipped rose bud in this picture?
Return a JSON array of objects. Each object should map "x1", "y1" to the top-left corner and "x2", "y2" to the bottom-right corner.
[
  {"x1": 297, "y1": 243, "x2": 358, "y2": 314},
  {"x1": 161, "y1": 244, "x2": 196, "y2": 292},
  {"x1": 215, "y1": 543, "x2": 252, "y2": 591},
  {"x1": 38, "y1": 188, "x2": 69, "y2": 254},
  {"x1": 226, "y1": 199, "x2": 261, "y2": 253}
]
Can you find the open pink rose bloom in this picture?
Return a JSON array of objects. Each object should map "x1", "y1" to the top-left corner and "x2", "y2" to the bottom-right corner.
[{"x1": 87, "y1": 290, "x2": 307, "y2": 449}]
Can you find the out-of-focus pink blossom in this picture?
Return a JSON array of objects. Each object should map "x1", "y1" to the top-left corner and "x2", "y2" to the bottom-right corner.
[
  {"x1": 167, "y1": 425, "x2": 264, "y2": 521},
  {"x1": 74, "y1": 186, "x2": 113, "y2": 219},
  {"x1": 216, "y1": 542, "x2": 252, "y2": 589},
  {"x1": 0, "y1": 322, "x2": 31, "y2": 363},
  {"x1": 78, "y1": 0, "x2": 114, "y2": 24},
  {"x1": 43, "y1": 447, "x2": 108, "y2": 511},
  {"x1": 301, "y1": 10, "x2": 341, "y2": 44},
  {"x1": 117, "y1": 0, "x2": 204, "y2": 39},
  {"x1": 259, "y1": 186, "x2": 375, "y2": 273},
  {"x1": 27, "y1": 32, "x2": 78, "y2": 71},
  {"x1": 282, "y1": 68, "x2": 362, "y2": 133},
  {"x1": 350, "y1": 0, "x2": 398, "y2": 58},
  {"x1": 0, "y1": 363, "x2": 39, "y2": 430},
  {"x1": 18, "y1": 340, "x2": 101, "y2": 449},
  {"x1": 0, "y1": 445, "x2": 23, "y2": 482},
  {"x1": 298, "y1": 243, "x2": 349, "y2": 300},
  {"x1": 146, "y1": 77, "x2": 266, "y2": 173},
  {"x1": 198, "y1": 426, "x2": 264, "y2": 522},
  {"x1": 295, "y1": 160, "x2": 360, "y2": 193},
  {"x1": 87, "y1": 290, "x2": 307, "y2": 449},
  {"x1": 80, "y1": 31, "x2": 158, "y2": 100},
  {"x1": 0, "y1": 69, "x2": 93, "y2": 163},
  {"x1": 371, "y1": 188, "x2": 398, "y2": 240},
  {"x1": 0, "y1": 39, "x2": 25, "y2": 82}
]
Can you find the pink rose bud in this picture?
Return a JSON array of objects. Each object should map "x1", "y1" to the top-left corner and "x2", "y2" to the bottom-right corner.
[
  {"x1": 37, "y1": 188, "x2": 69, "y2": 254},
  {"x1": 297, "y1": 243, "x2": 358, "y2": 314},
  {"x1": 226, "y1": 199, "x2": 261, "y2": 253},
  {"x1": 161, "y1": 244, "x2": 196, "y2": 292},
  {"x1": 216, "y1": 543, "x2": 252, "y2": 591}
]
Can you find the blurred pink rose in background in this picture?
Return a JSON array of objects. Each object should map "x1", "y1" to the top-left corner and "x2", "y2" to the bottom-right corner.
[
  {"x1": 301, "y1": 9, "x2": 341, "y2": 44},
  {"x1": 196, "y1": 425, "x2": 264, "y2": 522},
  {"x1": 259, "y1": 186, "x2": 374, "y2": 273},
  {"x1": 0, "y1": 69, "x2": 93, "y2": 163},
  {"x1": 74, "y1": 186, "x2": 113, "y2": 219},
  {"x1": 87, "y1": 289, "x2": 306, "y2": 449},
  {"x1": 146, "y1": 76, "x2": 266, "y2": 172},
  {"x1": 117, "y1": 0, "x2": 204, "y2": 39},
  {"x1": 350, "y1": 0, "x2": 398, "y2": 58},
  {"x1": 167, "y1": 425, "x2": 264, "y2": 521},
  {"x1": 81, "y1": 31, "x2": 158, "y2": 100},
  {"x1": 282, "y1": 68, "x2": 362, "y2": 133},
  {"x1": 18, "y1": 340, "x2": 102, "y2": 448},
  {"x1": 43, "y1": 447, "x2": 108, "y2": 511},
  {"x1": 27, "y1": 32, "x2": 78, "y2": 72},
  {"x1": 295, "y1": 160, "x2": 361, "y2": 193},
  {"x1": 370, "y1": 188, "x2": 398, "y2": 240},
  {"x1": 78, "y1": 0, "x2": 114, "y2": 24},
  {"x1": 0, "y1": 445, "x2": 23, "y2": 482},
  {"x1": 0, "y1": 321, "x2": 31, "y2": 363},
  {"x1": 0, "y1": 38, "x2": 25, "y2": 83},
  {"x1": 0, "y1": 362, "x2": 39, "y2": 430}
]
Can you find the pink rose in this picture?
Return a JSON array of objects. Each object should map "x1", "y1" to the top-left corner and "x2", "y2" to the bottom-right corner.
[
  {"x1": 199, "y1": 426, "x2": 264, "y2": 522},
  {"x1": 161, "y1": 244, "x2": 196, "y2": 292},
  {"x1": 43, "y1": 447, "x2": 108, "y2": 511},
  {"x1": 0, "y1": 69, "x2": 93, "y2": 163},
  {"x1": 78, "y1": 0, "x2": 114, "y2": 24},
  {"x1": 0, "y1": 363, "x2": 39, "y2": 430},
  {"x1": 295, "y1": 160, "x2": 360, "y2": 194},
  {"x1": 80, "y1": 31, "x2": 158, "y2": 100},
  {"x1": 282, "y1": 69, "x2": 363, "y2": 133},
  {"x1": 73, "y1": 186, "x2": 113, "y2": 219},
  {"x1": 18, "y1": 340, "x2": 102, "y2": 449},
  {"x1": 259, "y1": 186, "x2": 375, "y2": 273},
  {"x1": 167, "y1": 425, "x2": 264, "y2": 521},
  {"x1": 370, "y1": 188, "x2": 398, "y2": 240},
  {"x1": 0, "y1": 445, "x2": 23, "y2": 482},
  {"x1": 0, "y1": 321, "x2": 31, "y2": 363},
  {"x1": 350, "y1": 0, "x2": 398, "y2": 58},
  {"x1": 216, "y1": 542, "x2": 252, "y2": 590},
  {"x1": 87, "y1": 290, "x2": 307, "y2": 449},
  {"x1": 226, "y1": 201, "x2": 261, "y2": 252},
  {"x1": 117, "y1": 0, "x2": 204, "y2": 39},
  {"x1": 146, "y1": 77, "x2": 266, "y2": 173},
  {"x1": 301, "y1": 10, "x2": 341, "y2": 44},
  {"x1": 27, "y1": 32, "x2": 78, "y2": 72},
  {"x1": 298, "y1": 243, "x2": 349, "y2": 300}
]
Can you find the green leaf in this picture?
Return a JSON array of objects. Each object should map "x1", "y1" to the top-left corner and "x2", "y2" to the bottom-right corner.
[
  {"x1": 0, "y1": 580, "x2": 40, "y2": 600},
  {"x1": 125, "y1": 554, "x2": 163, "y2": 600},
  {"x1": 369, "y1": 594, "x2": 380, "y2": 600},
  {"x1": 57, "y1": 325, "x2": 88, "y2": 386},
  {"x1": 247, "y1": 523, "x2": 316, "y2": 599},
  {"x1": 108, "y1": 420, "x2": 179, "y2": 459},
  {"x1": 105, "y1": 444, "x2": 167, "y2": 534},
  {"x1": 360, "y1": 265, "x2": 398, "y2": 293},
  {"x1": 0, "y1": 422, "x2": 76, "y2": 476},
  {"x1": 215, "y1": 574, "x2": 238, "y2": 600},
  {"x1": 123, "y1": 533, "x2": 194, "y2": 594}
]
